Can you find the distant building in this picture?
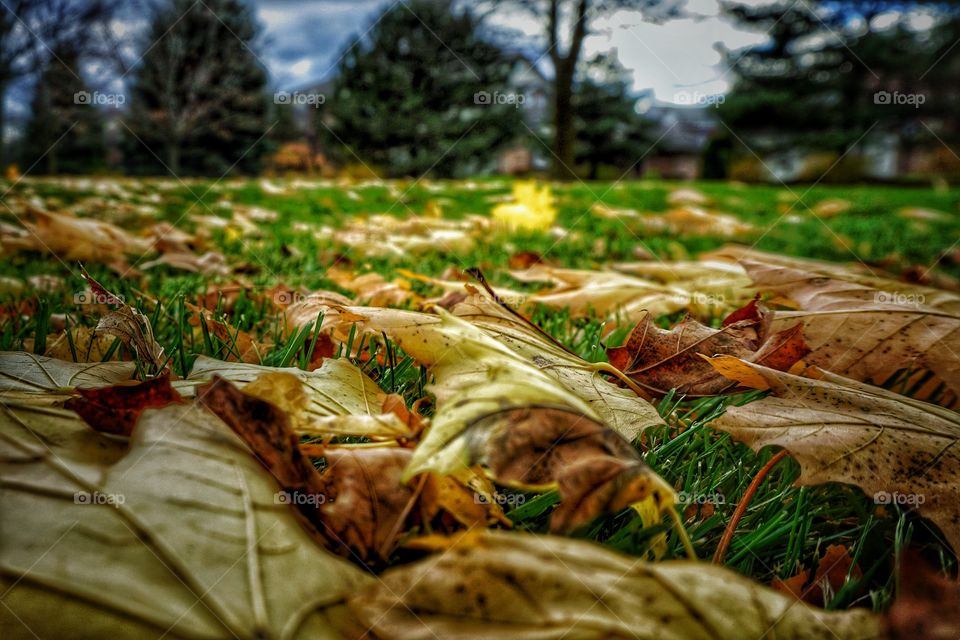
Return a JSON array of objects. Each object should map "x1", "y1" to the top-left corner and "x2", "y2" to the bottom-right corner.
[{"x1": 637, "y1": 95, "x2": 719, "y2": 179}]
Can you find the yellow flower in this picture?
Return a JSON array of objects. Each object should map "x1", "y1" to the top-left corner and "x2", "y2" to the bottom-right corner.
[{"x1": 492, "y1": 181, "x2": 556, "y2": 231}]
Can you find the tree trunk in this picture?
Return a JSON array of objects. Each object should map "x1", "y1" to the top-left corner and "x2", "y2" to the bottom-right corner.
[
  {"x1": 552, "y1": 65, "x2": 577, "y2": 180},
  {"x1": 0, "y1": 82, "x2": 6, "y2": 168},
  {"x1": 166, "y1": 140, "x2": 181, "y2": 176}
]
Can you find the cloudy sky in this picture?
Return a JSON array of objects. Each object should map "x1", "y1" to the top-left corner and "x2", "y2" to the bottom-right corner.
[{"x1": 255, "y1": 0, "x2": 768, "y2": 101}]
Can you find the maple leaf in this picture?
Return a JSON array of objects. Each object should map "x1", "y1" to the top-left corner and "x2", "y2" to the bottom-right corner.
[
  {"x1": 707, "y1": 357, "x2": 960, "y2": 554},
  {"x1": 607, "y1": 299, "x2": 808, "y2": 396},
  {"x1": 710, "y1": 246, "x2": 960, "y2": 407}
]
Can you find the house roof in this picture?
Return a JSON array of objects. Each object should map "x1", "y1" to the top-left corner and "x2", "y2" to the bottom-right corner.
[{"x1": 642, "y1": 100, "x2": 719, "y2": 154}]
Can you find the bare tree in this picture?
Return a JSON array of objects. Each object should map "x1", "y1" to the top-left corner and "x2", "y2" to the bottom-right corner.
[
  {"x1": 483, "y1": 0, "x2": 686, "y2": 179},
  {"x1": 125, "y1": 0, "x2": 268, "y2": 176},
  {"x1": 0, "y1": 0, "x2": 112, "y2": 164}
]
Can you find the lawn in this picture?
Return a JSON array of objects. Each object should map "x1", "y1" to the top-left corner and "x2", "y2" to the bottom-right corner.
[{"x1": 1, "y1": 175, "x2": 958, "y2": 619}]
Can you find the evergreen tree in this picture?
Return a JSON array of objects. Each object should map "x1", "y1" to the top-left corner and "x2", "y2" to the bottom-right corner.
[
  {"x1": 322, "y1": 0, "x2": 521, "y2": 178},
  {"x1": 21, "y1": 47, "x2": 105, "y2": 174},
  {"x1": 574, "y1": 53, "x2": 650, "y2": 179},
  {"x1": 720, "y1": 1, "x2": 960, "y2": 156},
  {"x1": 125, "y1": 0, "x2": 268, "y2": 176}
]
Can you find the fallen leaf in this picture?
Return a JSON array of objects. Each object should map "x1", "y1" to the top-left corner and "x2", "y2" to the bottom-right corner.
[
  {"x1": 141, "y1": 249, "x2": 231, "y2": 276},
  {"x1": 313, "y1": 447, "x2": 419, "y2": 565},
  {"x1": 451, "y1": 298, "x2": 664, "y2": 440},
  {"x1": 666, "y1": 187, "x2": 711, "y2": 206},
  {"x1": 773, "y1": 544, "x2": 862, "y2": 606},
  {"x1": 43, "y1": 327, "x2": 121, "y2": 363},
  {"x1": 0, "y1": 383, "x2": 370, "y2": 638},
  {"x1": 7, "y1": 204, "x2": 154, "y2": 271},
  {"x1": 491, "y1": 181, "x2": 556, "y2": 231},
  {"x1": 715, "y1": 248, "x2": 960, "y2": 407},
  {"x1": 634, "y1": 206, "x2": 753, "y2": 238},
  {"x1": 469, "y1": 405, "x2": 676, "y2": 535},
  {"x1": 338, "y1": 305, "x2": 676, "y2": 533},
  {"x1": 81, "y1": 269, "x2": 165, "y2": 369},
  {"x1": 0, "y1": 351, "x2": 134, "y2": 392},
  {"x1": 65, "y1": 372, "x2": 183, "y2": 436},
  {"x1": 607, "y1": 299, "x2": 808, "y2": 396},
  {"x1": 885, "y1": 550, "x2": 960, "y2": 640},
  {"x1": 342, "y1": 530, "x2": 881, "y2": 640},
  {"x1": 811, "y1": 198, "x2": 852, "y2": 218},
  {"x1": 326, "y1": 268, "x2": 419, "y2": 307},
  {"x1": 186, "y1": 356, "x2": 412, "y2": 440},
  {"x1": 708, "y1": 358, "x2": 960, "y2": 554}
]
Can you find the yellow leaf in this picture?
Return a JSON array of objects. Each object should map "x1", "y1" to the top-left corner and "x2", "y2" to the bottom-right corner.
[{"x1": 492, "y1": 181, "x2": 556, "y2": 231}]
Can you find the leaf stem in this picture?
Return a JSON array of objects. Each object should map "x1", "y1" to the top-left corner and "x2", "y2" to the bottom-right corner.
[
  {"x1": 668, "y1": 505, "x2": 698, "y2": 560},
  {"x1": 713, "y1": 449, "x2": 790, "y2": 564},
  {"x1": 591, "y1": 361, "x2": 654, "y2": 400}
]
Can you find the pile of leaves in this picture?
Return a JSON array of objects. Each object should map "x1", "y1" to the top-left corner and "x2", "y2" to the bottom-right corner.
[{"x1": 3, "y1": 238, "x2": 960, "y2": 639}]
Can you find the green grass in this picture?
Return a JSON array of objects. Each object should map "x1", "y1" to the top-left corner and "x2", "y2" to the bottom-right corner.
[{"x1": 1, "y1": 175, "x2": 958, "y2": 612}]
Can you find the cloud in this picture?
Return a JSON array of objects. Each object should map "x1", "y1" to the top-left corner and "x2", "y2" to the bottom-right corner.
[{"x1": 255, "y1": 0, "x2": 388, "y2": 87}]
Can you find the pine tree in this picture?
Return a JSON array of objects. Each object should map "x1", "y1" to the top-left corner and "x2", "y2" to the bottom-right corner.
[
  {"x1": 322, "y1": 0, "x2": 521, "y2": 178},
  {"x1": 574, "y1": 53, "x2": 650, "y2": 179},
  {"x1": 720, "y1": 1, "x2": 960, "y2": 156},
  {"x1": 125, "y1": 0, "x2": 268, "y2": 176}
]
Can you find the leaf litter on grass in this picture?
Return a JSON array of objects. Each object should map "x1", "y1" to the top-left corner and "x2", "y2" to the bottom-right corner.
[{"x1": 2, "y1": 177, "x2": 960, "y2": 638}]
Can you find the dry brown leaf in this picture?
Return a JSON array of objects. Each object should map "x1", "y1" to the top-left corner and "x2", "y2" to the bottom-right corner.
[
  {"x1": 81, "y1": 269, "x2": 165, "y2": 369},
  {"x1": 773, "y1": 544, "x2": 862, "y2": 606},
  {"x1": 313, "y1": 447, "x2": 419, "y2": 565},
  {"x1": 141, "y1": 249, "x2": 231, "y2": 275},
  {"x1": 714, "y1": 248, "x2": 960, "y2": 407},
  {"x1": 43, "y1": 327, "x2": 121, "y2": 362},
  {"x1": 607, "y1": 299, "x2": 808, "y2": 396},
  {"x1": 634, "y1": 206, "x2": 754, "y2": 238},
  {"x1": 326, "y1": 268, "x2": 420, "y2": 306},
  {"x1": 9, "y1": 204, "x2": 154, "y2": 271},
  {"x1": 65, "y1": 372, "x2": 183, "y2": 436},
  {"x1": 707, "y1": 358, "x2": 960, "y2": 553},
  {"x1": 342, "y1": 530, "x2": 881, "y2": 640},
  {"x1": 471, "y1": 405, "x2": 675, "y2": 534},
  {"x1": 0, "y1": 352, "x2": 134, "y2": 392}
]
